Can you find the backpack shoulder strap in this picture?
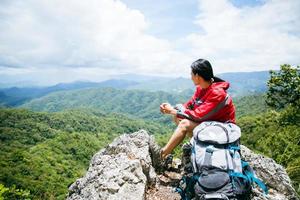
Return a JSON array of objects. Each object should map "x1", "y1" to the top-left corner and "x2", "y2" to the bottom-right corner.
[{"x1": 238, "y1": 161, "x2": 269, "y2": 195}]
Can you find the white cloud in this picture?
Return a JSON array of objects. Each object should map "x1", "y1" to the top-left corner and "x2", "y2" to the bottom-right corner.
[
  {"x1": 0, "y1": 0, "x2": 191, "y2": 80},
  {"x1": 0, "y1": 0, "x2": 299, "y2": 85},
  {"x1": 184, "y1": 0, "x2": 300, "y2": 73}
]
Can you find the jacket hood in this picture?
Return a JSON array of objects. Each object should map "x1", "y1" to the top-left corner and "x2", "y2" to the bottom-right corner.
[{"x1": 212, "y1": 81, "x2": 230, "y2": 90}]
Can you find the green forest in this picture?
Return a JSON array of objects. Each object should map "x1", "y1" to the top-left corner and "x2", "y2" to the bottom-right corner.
[
  {"x1": 21, "y1": 87, "x2": 189, "y2": 125},
  {"x1": 0, "y1": 65, "x2": 299, "y2": 199},
  {"x1": 0, "y1": 109, "x2": 173, "y2": 199}
]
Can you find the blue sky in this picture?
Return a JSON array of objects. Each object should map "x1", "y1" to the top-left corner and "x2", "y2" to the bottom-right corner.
[
  {"x1": 122, "y1": 0, "x2": 266, "y2": 39},
  {"x1": 0, "y1": 0, "x2": 299, "y2": 86},
  {"x1": 122, "y1": 0, "x2": 201, "y2": 40}
]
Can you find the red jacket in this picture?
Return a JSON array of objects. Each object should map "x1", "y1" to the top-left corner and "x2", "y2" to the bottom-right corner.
[{"x1": 176, "y1": 82, "x2": 236, "y2": 124}]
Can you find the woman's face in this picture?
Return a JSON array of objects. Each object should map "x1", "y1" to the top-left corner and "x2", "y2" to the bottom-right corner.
[
  {"x1": 191, "y1": 71, "x2": 202, "y2": 86},
  {"x1": 191, "y1": 71, "x2": 209, "y2": 88}
]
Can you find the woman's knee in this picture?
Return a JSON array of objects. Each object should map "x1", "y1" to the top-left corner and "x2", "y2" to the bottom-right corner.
[
  {"x1": 178, "y1": 119, "x2": 191, "y2": 131},
  {"x1": 178, "y1": 119, "x2": 199, "y2": 136},
  {"x1": 173, "y1": 116, "x2": 181, "y2": 125}
]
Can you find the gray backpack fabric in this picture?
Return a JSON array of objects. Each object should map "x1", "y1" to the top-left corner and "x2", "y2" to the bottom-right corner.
[
  {"x1": 176, "y1": 123, "x2": 268, "y2": 200},
  {"x1": 191, "y1": 121, "x2": 245, "y2": 200},
  {"x1": 191, "y1": 121, "x2": 242, "y2": 174},
  {"x1": 177, "y1": 121, "x2": 268, "y2": 200}
]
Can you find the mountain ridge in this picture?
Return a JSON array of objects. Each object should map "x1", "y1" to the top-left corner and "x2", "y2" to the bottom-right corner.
[{"x1": 1, "y1": 71, "x2": 269, "y2": 106}]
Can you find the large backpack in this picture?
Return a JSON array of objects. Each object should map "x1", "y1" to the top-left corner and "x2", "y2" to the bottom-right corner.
[{"x1": 175, "y1": 121, "x2": 268, "y2": 200}]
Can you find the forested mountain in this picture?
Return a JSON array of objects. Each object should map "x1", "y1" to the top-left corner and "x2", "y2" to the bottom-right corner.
[
  {"x1": 21, "y1": 87, "x2": 267, "y2": 122},
  {"x1": 219, "y1": 71, "x2": 269, "y2": 96},
  {"x1": 0, "y1": 80, "x2": 138, "y2": 107},
  {"x1": 126, "y1": 71, "x2": 269, "y2": 96},
  {"x1": 126, "y1": 77, "x2": 194, "y2": 93},
  {"x1": 0, "y1": 90, "x2": 30, "y2": 107},
  {"x1": 0, "y1": 71, "x2": 269, "y2": 107},
  {"x1": 0, "y1": 108, "x2": 172, "y2": 199},
  {"x1": 234, "y1": 94, "x2": 268, "y2": 117},
  {"x1": 21, "y1": 88, "x2": 188, "y2": 124}
]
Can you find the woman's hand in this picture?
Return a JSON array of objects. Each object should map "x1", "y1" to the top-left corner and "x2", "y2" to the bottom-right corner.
[{"x1": 160, "y1": 103, "x2": 177, "y2": 115}]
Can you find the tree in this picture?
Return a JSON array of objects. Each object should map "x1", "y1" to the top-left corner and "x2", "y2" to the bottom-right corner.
[{"x1": 266, "y1": 64, "x2": 300, "y2": 109}]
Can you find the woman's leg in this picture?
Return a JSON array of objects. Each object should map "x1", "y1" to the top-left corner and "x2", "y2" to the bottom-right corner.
[
  {"x1": 161, "y1": 119, "x2": 199, "y2": 158},
  {"x1": 173, "y1": 115, "x2": 182, "y2": 125}
]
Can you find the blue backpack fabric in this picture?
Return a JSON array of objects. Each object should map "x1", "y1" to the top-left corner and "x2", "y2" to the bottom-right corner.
[{"x1": 175, "y1": 121, "x2": 268, "y2": 200}]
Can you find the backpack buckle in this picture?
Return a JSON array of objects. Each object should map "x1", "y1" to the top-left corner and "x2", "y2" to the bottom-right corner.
[{"x1": 205, "y1": 145, "x2": 214, "y2": 153}]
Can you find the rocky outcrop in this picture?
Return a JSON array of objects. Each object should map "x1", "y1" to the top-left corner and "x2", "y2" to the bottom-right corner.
[
  {"x1": 241, "y1": 145, "x2": 298, "y2": 200},
  {"x1": 67, "y1": 130, "x2": 299, "y2": 200},
  {"x1": 67, "y1": 130, "x2": 160, "y2": 200}
]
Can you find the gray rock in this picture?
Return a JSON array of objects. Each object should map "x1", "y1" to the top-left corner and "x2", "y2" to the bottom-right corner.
[
  {"x1": 241, "y1": 145, "x2": 299, "y2": 200},
  {"x1": 67, "y1": 130, "x2": 157, "y2": 200},
  {"x1": 67, "y1": 130, "x2": 299, "y2": 200}
]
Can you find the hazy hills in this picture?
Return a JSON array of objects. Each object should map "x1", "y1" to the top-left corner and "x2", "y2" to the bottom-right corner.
[
  {"x1": 21, "y1": 87, "x2": 267, "y2": 122},
  {"x1": 0, "y1": 71, "x2": 269, "y2": 107},
  {"x1": 0, "y1": 80, "x2": 138, "y2": 107},
  {"x1": 126, "y1": 71, "x2": 269, "y2": 96},
  {"x1": 21, "y1": 87, "x2": 187, "y2": 124}
]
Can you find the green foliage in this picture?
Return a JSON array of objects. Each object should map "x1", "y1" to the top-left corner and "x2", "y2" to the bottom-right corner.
[
  {"x1": 239, "y1": 64, "x2": 300, "y2": 194},
  {"x1": 0, "y1": 184, "x2": 9, "y2": 200},
  {"x1": 12, "y1": 132, "x2": 105, "y2": 199},
  {"x1": 0, "y1": 184, "x2": 30, "y2": 200},
  {"x1": 21, "y1": 87, "x2": 268, "y2": 125},
  {"x1": 0, "y1": 108, "x2": 172, "y2": 199},
  {"x1": 21, "y1": 88, "x2": 187, "y2": 125},
  {"x1": 266, "y1": 64, "x2": 300, "y2": 109},
  {"x1": 234, "y1": 94, "x2": 267, "y2": 117},
  {"x1": 238, "y1": 108, "x2": 300, "y2": 194}
]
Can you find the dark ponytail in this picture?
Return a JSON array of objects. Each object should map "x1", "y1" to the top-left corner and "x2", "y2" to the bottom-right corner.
[
  {"x1": 191, "y1": 59, "x2": 225, "y2": 83},
  {"x1": 212, "y1": 76, "x2": 225, "y2": 83}
]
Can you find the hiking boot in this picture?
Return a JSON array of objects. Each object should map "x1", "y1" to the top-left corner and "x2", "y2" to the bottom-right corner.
[
  {"x1": 163, "y1": 154, "x2": 173, "y2": 170},
  {"x1": 181, "y1": 142, "x2": 193, "y2": 174},
  {"x1": 149, "y1": 138, "x2": 164, "y2": 168}
]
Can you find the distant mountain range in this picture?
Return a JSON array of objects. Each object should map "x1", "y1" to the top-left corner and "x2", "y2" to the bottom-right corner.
[
  {"x1": 20, "y1": 87, "x2": 187, "y2": 124},
  {"x1": 0, "y1": 71, "x2": 270, "y2": 107},
  {"x1": 0, "y1": 79, "x2": 138, "y2": 106},
  {"x1": 218, "y1": 71, "x2": 269, "y2": 96},
  {"x1": 20, "y1": 87, "x2": 267, "y2": 123},
  {"x1": 124, "y1": 71, "x2": 269, "y2": 96}
]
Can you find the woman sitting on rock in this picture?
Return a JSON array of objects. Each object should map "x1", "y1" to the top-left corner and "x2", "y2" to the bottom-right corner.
[{"x1": 159, "y1": 58, "x2": 236, "y2": 159}]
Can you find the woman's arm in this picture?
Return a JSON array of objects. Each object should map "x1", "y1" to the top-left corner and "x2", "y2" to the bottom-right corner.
[
  {"x1": 160, "y1": 103, "x2": 177, "y2": 115},
  {"x1": 160, "y1": 86, "x2": 201, "y2": 116}
]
